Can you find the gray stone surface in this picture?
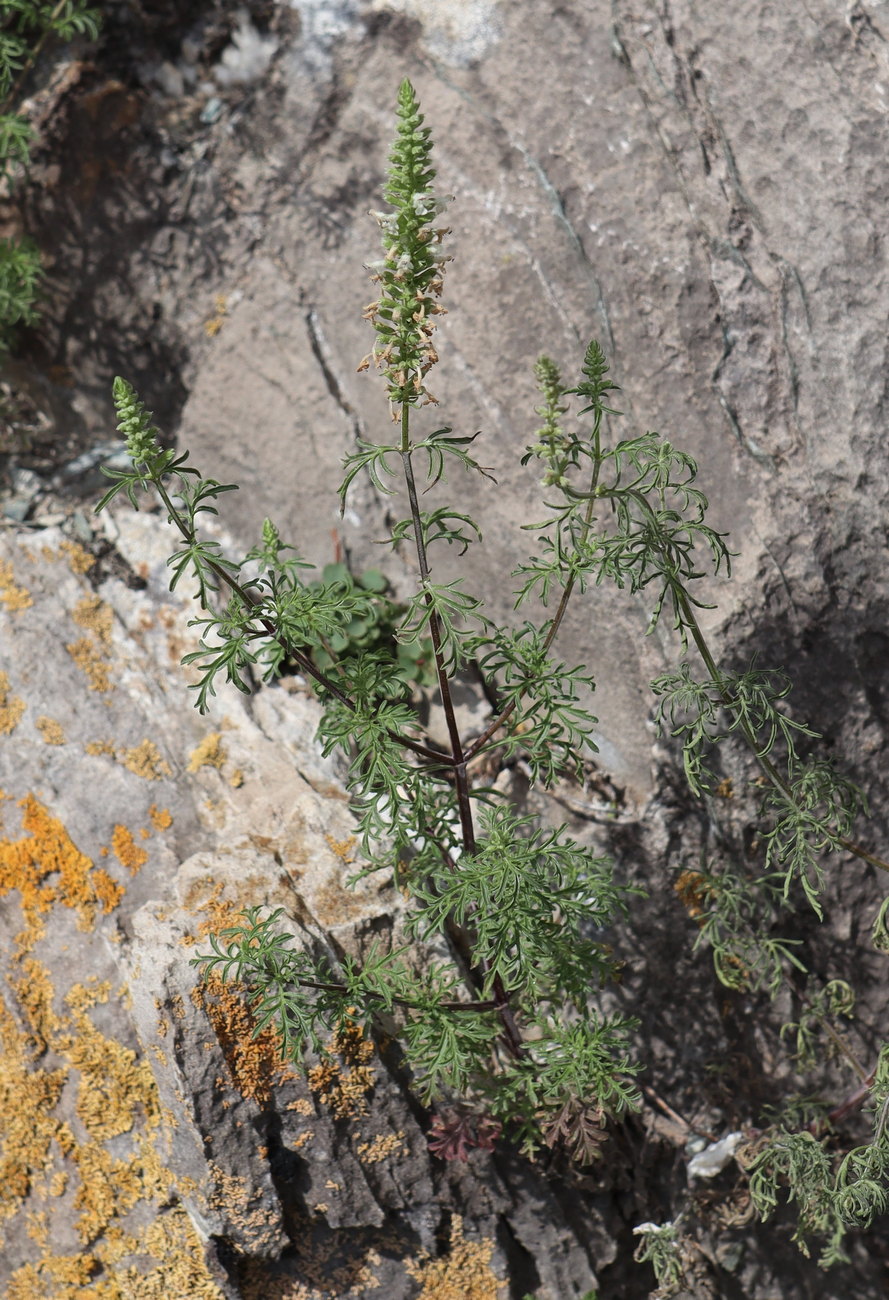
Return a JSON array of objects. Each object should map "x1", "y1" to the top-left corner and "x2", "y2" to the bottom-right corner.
[{"x1": 0, "y1": 515, "x2": 602, "y2": 1297}]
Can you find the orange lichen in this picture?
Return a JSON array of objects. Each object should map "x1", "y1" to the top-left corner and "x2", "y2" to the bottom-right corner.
[
  {"x1": 0, "y1": 670, "x2": 26, "y2": 734},
  {"x1": 674, "y1": 869, "x2": 714, "y2": 922},
  {"x1": 111, "y1": 824, "x2": 148, "y2": 876},
  {"x1": 0, "y1": 795, "x2": 125, "y2": 946},
  {"x1": 36, "y1": 715, "x2": 66, "y2": 745},
  {"x1": 190, "y1": 974, "x2": 296, "y2": 1105},
  {"x1": 0, "y1": 558, "x2": 33, "y2": 611},
  {"x1": 356, "y1": 1131, "x2": 406, "y2": 1164},
  {"x1": 188, "y1": 732, "x2": 226, "y2": 772},
  {"x1": 406, "y1": 1216, "x2": 505, "y2": 1300},
  {"x1": 148, "y1": 804, "x2": 173, "y2": 831},
  {"x1": 307, "y1": 1017, "x2": 376, "y2": 1120},
  {"x1": 121, "y1": 740, "x2": 172, "y2": 781}
]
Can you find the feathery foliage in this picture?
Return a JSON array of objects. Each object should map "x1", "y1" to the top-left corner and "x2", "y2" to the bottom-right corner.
[{"x1": 0, "y1": 0, "x2": 101, "y2": 347}]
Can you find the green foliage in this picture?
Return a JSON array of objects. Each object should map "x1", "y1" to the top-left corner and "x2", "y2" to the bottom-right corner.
[
  {"x1": 632, "y1": 1221, "x2": 686, "y2": 1296},
  {"x1": 303, "y1": 562, "x2": 437, "y2": 688},
  {"x1": 0, "y1": 0, "x2": 101, "y2": 346},
  {"x1": 98, "y1": 79, "x2": 889, "y2": 1281},
  {"x1": 0, "y1": 234, "x2": 41, "y2": 339},
  {"x1": 745, "y1": 1048, "x2": 889, "y2": 1265}
]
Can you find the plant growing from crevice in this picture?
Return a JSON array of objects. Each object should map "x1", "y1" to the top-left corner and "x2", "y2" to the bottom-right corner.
[
  {"x1": 97, "y1": 78, "x2": 889, "y2": 1284},
  {"x1": 0, "y1": 0, "x2": 101, "y2": 348}
]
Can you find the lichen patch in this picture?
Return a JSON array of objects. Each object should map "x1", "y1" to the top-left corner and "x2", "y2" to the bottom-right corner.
[
  {"x1": 0, "y1": 559, "x2": 33, "y2": 612},
  {"x1": 0, "y1": 795, "x2": 125, "y2": 948},
  {"x1": 1, "y1": 947, "x2": 224, "y2": 1294},
  {"x1": 36, "y1": 716, "x2": 66, "y2": 746},
  {"x1": 121, "y1": 740, "x2": 172, "y2": 781},
  {"x1": 111, "y1": 825, "x2": 148, "y2": 877},
  {"x1": 187, "y1": 732, "x2": 226, "y2": 773},
  {"x1": 0, "y1": 671, "x2": 26, "y2": 735},
  {"x1": 356, "y1": 1131, "x2": 407, "y2": 1164},
  {"x1": 66, "y1": 594, "x2": 114, "y2": 692},
  {"x1": 190, "y1": 973, "x2": 297, "y2": 1105},
  {"x1": 406, "y1": 1216, "x2": 505, "y2": 1300}
]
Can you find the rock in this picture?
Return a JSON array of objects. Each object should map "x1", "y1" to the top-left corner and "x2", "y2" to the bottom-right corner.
[{"x1": 0, "y1": 511, "x2": 604, "y2": 1297}]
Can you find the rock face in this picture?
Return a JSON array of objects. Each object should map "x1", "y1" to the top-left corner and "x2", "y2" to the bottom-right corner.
[
  {"x1": 0, "y1": 515, "x2": 614, "y2": 1297},
  {"x1": 3, "y1": 1, "x2": 889, "y2": 1296}
]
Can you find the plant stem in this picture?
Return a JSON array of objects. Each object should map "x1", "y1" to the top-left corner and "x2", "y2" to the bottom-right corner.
[
  {"x1": 284, "y1": 974, "x2": 507, "y2": 1015},
  {"x1": 399, "y1": 405, "x2": 523, "y2": 1058}
]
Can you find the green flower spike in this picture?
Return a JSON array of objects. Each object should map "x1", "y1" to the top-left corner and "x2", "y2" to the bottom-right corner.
[
  {"x1": 112, "y1": 376, "x2": 162, "y2": 464},
  {"x1": 359, "y1": 78, "x2": 450, "y2": 417}
]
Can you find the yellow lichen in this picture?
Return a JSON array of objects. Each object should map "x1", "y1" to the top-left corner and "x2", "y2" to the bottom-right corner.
[
  {"x1": 121, "y1": 740, "x2": 172, "y2": 781},
  {"x1": 36, "y1": 716, "x2": 67, "y2": 745},
  {"x1": 406, "y1": 1216, "x2": 505, "y2": 1300},
  {"x1": 59, "y1": 540, "x2": 96, "y2": 575},
  {"x1": 1, "y1": 959, "x2": 223, "y2": 1296},
  {"x1": 207, "y1": 1164, "x2": 281, "y2": 1254},
  {"x1": 85, "y1": 740, "x2": 116, "y2": 758},
  {"x1": 204, "y1": 293, "x2": 228, "y2": 337},
  {"x1": 188, "y1": 732, "x2": 226, "y2": 772},
  {"x1": 111, "y1": 824, "x2": 148, "y2": 876},
  {"x1": 0, "y1": 670, "x2": 26, "y2": 734},
  {"x1": 65, "y1": 637, "x2": 112, "y2": 693},
  {"x1": 0, "y1": 558, "x2": 33, "y2": 611},
  {"x1": 72, "y1": 594, "x2": 113, "y2": 647},
  {"x1": 66, "y1": 594, "x2": 114, "y2": 692}
]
